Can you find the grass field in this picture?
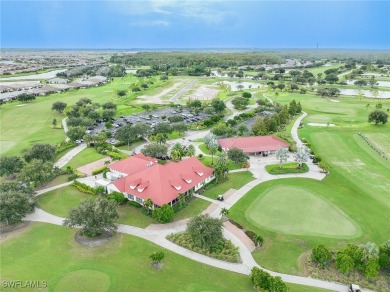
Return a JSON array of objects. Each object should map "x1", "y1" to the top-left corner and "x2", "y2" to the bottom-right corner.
[
  {"x1": 64, "y1": 147, "x2": 106, "y2": 169},
  {"x1": 265, "y1": 162, "x2": 308, "y2": 174},
  {"x1": 0, "y1": 75, "x2": 175, "y2": 157},
  {"x1": 202, "y1": 171, "x2": 254, "y2": 199},
  {"x1": 199, "y1": 156, "x2": 241, "y2": 170},
  {"x1": 229, "y1": 92, "x2": 390, "y2": 275},
  {"x1": 0, "y1": 223, "x2": 253, "y2": 292},
  {"x1": 245, "y1": 185, "x2": 360, "y2": 237}
]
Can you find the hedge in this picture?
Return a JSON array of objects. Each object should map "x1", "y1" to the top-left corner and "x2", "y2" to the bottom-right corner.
[
  {"x1": 92, "y1": 166, "x2": 108, "y2": 175},
  {"x1": 72, "y1": 180, "x2": 96, "y2": 195}
]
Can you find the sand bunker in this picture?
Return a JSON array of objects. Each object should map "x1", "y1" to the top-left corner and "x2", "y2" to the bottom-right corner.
[{"x1": 330, "y1": 99, "x2": 340, "y2": 103}]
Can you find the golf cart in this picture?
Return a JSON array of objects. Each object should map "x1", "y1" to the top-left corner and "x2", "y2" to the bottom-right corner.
[
  {"x1": 348, "y1": 284, "x2": 361, "y2": 292},
  {"x1": 217, "y1": 195, "x2": 224, "y2": 201}
]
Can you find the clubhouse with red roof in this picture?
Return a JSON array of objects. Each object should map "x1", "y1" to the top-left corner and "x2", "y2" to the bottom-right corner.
[
  {"x1": 106, "y1": 154, "x2": 214, "y2": 208},
  {"x1": 218, "y1": 135, "x2": 289, "y2": 155}
]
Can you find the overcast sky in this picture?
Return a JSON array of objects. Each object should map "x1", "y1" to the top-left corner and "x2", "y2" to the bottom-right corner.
[{"x1": 1, "y1": 0, "x2": 389, "y2": 49}]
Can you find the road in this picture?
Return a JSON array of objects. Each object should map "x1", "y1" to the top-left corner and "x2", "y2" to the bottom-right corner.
[{"x1": 171, "y1": 80, "x2": 199, "y2": 104}]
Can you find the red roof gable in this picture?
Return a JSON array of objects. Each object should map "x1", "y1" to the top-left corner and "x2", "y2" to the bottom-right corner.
[
  {"x1": 218, "y1": 135, "x2": 289, "y2": 153},
  {"x1": 112, "y1": 157, "x2": 213, "y2": 206},
  {"x1": 108, "y1": 154, "x2": 157, "y2": 175}
]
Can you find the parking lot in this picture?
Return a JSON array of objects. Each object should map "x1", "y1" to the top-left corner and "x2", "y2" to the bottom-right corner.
[{"x1": 89, "y1": 107, "x2": 212, "y2": 144}]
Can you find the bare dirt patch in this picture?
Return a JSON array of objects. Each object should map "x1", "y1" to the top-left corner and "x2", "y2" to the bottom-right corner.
[
  {"x1": 185, "y1": 84, "x2": 219, "y2": 100},
  {"x1": 0, "y1": 221, "x2": 31, "y2": 242},
  {"x1": 75, "y1": 231, "x2": 114, "y2": 247},
  {"x1": 137, "y1": 81, "x2": 184, "y2": 104},
  {"x1": 77, "y1": 157, "x2": 111, "y2": 176}
]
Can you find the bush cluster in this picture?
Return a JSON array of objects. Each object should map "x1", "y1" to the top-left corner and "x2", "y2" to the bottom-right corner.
[
  {"x1": 167, "y1": 232, "x2": 240, "y2": 263},
  {"x1": 72, "y1": 180, "x2": 96, "y2": 195},
  {"x1": 250, "y1": 267, "x2": 288, "y2": 292},
  {"x1": 92, "y1": 166, "x2": 108, "y2": 175}
]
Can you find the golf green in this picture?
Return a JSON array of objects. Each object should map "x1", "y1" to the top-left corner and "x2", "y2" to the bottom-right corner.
[{"x1": 245, "y1": 186, "x2": 360, "y2": 237}]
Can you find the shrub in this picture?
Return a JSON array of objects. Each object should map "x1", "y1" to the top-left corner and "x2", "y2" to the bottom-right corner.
[
  {"x1": 311, "y1": 244, "x2": 332, "y2": 268},
  {"x1": 228, "y1": 219, "x2": 243, "y2": 230},
  {"x1": 72, "y1": 180, "x2": 96, "y2": 194},
  {"x1": 250, "y1": 267, "x2": 288, "y2": 292},
  {"x1": 152, "y1": 204, "x2": 175, "y2": 223},
  {"x1": 107, "y1": 192, "x2": 127, "y2": 204},
  {"x1": 128, "y1": 201, "x2": 142, "y2": 208},
  {"x1": 92, "y1": 166, "x2": 108, "y2": 175},
  {"x1": 67, "y1": 173, "x2": 79, "y2": 181}
]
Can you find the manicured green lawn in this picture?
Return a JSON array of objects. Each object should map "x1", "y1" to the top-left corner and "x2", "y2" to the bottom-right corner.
[
  {"x1": 167, "y1": 131, "x2": 185, "y2": 140},
  {"x1": 36, "y1": 174, "x2": 70, "y2": 191},
  {"x1": 116, "y1": 204, "x2": 156, "y2": 228},
  {"x1": 37, "y1": 186, "x2": 93, "y2": 217},
  {"x1": 229, "y1": 93, "x2": 390, "y2": 276},
  {"x1": 202, "y1": 171, "x2": 254, "y2": 199},
  {"x1": 0, "y1": 75, "x2": 176, "y2": 157},
  {"x1": 287, "y1": 283, "x2": 332, "y2": 292},
  {"x1": 1, "y1": 223, "x2": 253, "y2": 291},
  {"x1": 245, "y1": 185, "x2": 360, "y2": 237},
  {"x1": 173, "y1": 197, "x2": 211, "y2": 220},
  {"x1": 265, "y1": 162, "x2": 308, "y2": 174},
  {"x1": 64, "y1": 147, "x2": 106, "y2": 169},
  {"x1": 198, "y1": 143, "x2": 221, "y2": 155}
]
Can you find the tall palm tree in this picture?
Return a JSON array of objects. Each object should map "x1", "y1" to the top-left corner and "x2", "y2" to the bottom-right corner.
[
  {"x1": 186, "y1": 144, "x2": 196, "y2": 157},
  {"x1": 209, "y1": 145, "x2": 218, "y2": 166},
  {"x1": 220, "y1": 207, "x2": 229, "y2": 221},
  {"x1": 143, "y1": 198, "x2": 153, "y2": 214}
]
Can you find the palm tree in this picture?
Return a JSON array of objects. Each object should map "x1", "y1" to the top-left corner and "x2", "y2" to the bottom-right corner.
[
  {"x1": 254, "y1": 234, "x2": 264, "y2": 247},
  {"x1": 215, "y1": 153, "x2": 229, "y2": 183},
  {"x1": 220, "y1": 207, "x2": 229, "y2": 221},
  {"x1": 83, "y1": 134, "x2": 94, "y2": 147},
  {"x1": 186, "y1": 144, "x2": 196, "y2": 157},
  {"x1": 209, "y1": 145, "x2": 218, "y2": 165},
  {"x1": 171, "y1": 143, "x2": 185, "y2": 161},
  {"x1": 360, "y1": 242, "x2": 379, "y2": 261},
  {"x1": 143, "y1": 198, "x2": 153, "y2": 214},
  {"x1": 170, "y1": 149, "x2": 181, "y2": 161},
  {"x1": 156, "y1": 133, "x2": 168, "y2": 144}
]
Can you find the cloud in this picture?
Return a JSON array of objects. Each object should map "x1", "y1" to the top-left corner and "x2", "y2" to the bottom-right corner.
[
  {"x1": 131, "y1": 20, "x2": 171, "y2": 27},
  {"x1": 108, "y1": 0, "x2": 232, "y2": 25}
]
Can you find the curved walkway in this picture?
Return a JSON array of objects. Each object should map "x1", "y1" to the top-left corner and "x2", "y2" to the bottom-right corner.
[{"x1": 23, "y1": 112, "x2": 373, "y2": 291}]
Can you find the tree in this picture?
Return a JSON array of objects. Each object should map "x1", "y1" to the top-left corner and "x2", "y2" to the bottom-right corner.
[
  {"x1": 242, "y1": 91, "x2": 251, "y2": 98},
  {"x1": 250, "y1": 267, "x2": 288, "y2": 292},
  {"x1": 211, "y1": 98, "x2": 226, "y2": 113},
  {"x1": 237, "y1": 123, "x2": 248, "y2": 136},
  {"x1": 311, "y1": 244, "x2": 332, "y2": 268},
  {"x1": 143, "y1": 198, "x2": 153, "y2": 214},
  {"x1": 368, "y1": 110, "x2": 388, "y2": 125},
  {"x1": 154, "y1": 122, "x2": 172, "y2": 135},
  {"x1": 227, "y1": 147, "x2": 249, "y2": 165},
  {"x1": 67, "y1": 126, "x2": 86, "y2": 142},
  {"x1": 364, "y1": 258, "x2": 380, "y2": 278},
  {"x1": 154, "y1": 133, "x2": 168, "y2": 144},
  {"x1": 52, "y1": 101, "x2": 67, "y2": 113},
  {"x1": 150, "y1": 251, "x2": 165, "y2": 269},
  {"x1": 0, "y1": 156, "x2": 24, "y2": 177},
  {"x1": 102, "y1": 109, "x2": 116, "y2": 120},
  {"x1": 24, "y1": 143, "x2": 56, "y2": 163},
  {"x1": 252, "y1": 118, "x2": 267, "y2": 135},
  {"x1": 360, "y1": 242, "x2": 379, "y2": 261},
  {"x1": 209, "y1": 145, "x2": 218, "y2": 165},
  {"x1": 18, "y1": 159, "x2": 58, "y2": 187},
  {"x1": 294, "y1": 146, "x2": 310, "y2": 168},
  {"x1": 171, "y1": 143, "x2": 185, "y2": 161},
  {"x1": 95, "y1": 132, "x2": 107, "y2": 146},
  {"x1": 141, "y1": 143, "x2": 168, "y2": 158},
  {"x1": 379, "y1": 241, "x2": 390, "y2": 270},
  {"x1": 354, "y1": 79, "x2": 368, "y2": 87},
  {"x1": 187, "y1": 214, "x2": 223, "y2": 250},
  {"x1": 214, "y1": 152, "x2": 229, "y2": 183},
  {"x1": 152, "y1": 204, "x2": 174, "y2": 223},
  {"x1": 318, "y1": 161, "x2": 329, "y2": 173},
  {"x1": 52, "y1": 118, "x2": 57, "y2": 128},
  {"x1": 254, "y1": 234, "x2": 264, "y2": 247},
  {"x1": 231, "y1": 97, "x2": 249, "y2": 110},
  {"x1": 219, "y1": 207, "x2": 229, "y2": 220},
  {"x1": 116, "y1": 89, "x2": 127, "y2": 97},
  {"x1": 0, "y1": 190, "x2": 36, "y2": 226},
  {"x1": 335, "y1": 252, "x2": 355, "y2": 274},
  {"x1": 142, "y1": 104, "x2": 151, "y2": 111},
  {"x1": 204, "y1": 133, "x2": 218, "y2": 148},
  {"x1": 275, "y1": 148, "x2": 289, "y2": 169},
  {"x1": 325, "y1": 73, "x2": 339, "y2": 84},
  {"x1": 63, "y1": 197, "x2": 118, "y2": 237},
  {"x1": 115, "y1": 124, "x2": 138, "y2": 148},
  {"x1": 102, "y1": 102, "x2": 117, "y2": 110},
  {"x1": 186, "y1": 144, "x2": 196, "y2": 157},
  {"x1": 171, "y1": 122, "x2": 188, "y2": 134}
]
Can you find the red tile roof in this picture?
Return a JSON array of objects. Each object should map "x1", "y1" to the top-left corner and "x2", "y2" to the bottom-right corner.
[
  {"x1": 218, "y1": 135, "x2": 289, "y2": 153},
  {"x1": 108, "y1": 154, "x2": 157, "y2": 175},
  {"x1": 112, "y1": 157, "x2": 213, "y2": 206}
]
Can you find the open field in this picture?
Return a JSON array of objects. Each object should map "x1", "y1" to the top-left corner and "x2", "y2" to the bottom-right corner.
[
  {"x1": 0, "y1": 223, "x2": 253, "y2": 292},
  {"x1": 305, "y1": 64, "x2": 344, "y2": 75},
  {"x1": 0, "y1": 75, "x2": 172, "y2": 157}
]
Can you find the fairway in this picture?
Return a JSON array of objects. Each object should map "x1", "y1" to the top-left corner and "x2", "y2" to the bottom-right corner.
[{"x1": 246, "y1": 186, "x2": 359, "y2": 237}]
